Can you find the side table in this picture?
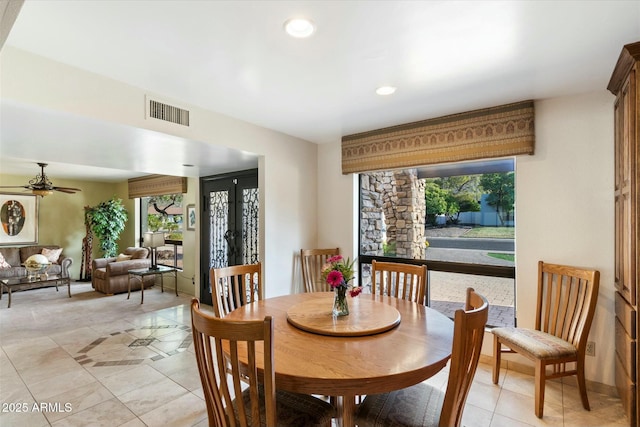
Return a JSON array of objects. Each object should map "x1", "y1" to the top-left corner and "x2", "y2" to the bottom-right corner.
[{"x1": 127, "y1": 266, "x2": 178, "y2": 304}]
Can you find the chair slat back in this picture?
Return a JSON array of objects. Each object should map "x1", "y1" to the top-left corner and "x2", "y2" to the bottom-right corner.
[
  {"x1": 211, "y1": 263, "x2": 262, "y2": 317},
  {"x1": 371, "y1": 260, "x2": 427, "y2": 304},
  {"x1": 300, "y1": 248, "x2": 340, "y2": 292},
  {"x1": 191, "y1": 298, "x2": 276, "y2": 427},
  {"x1": 440, "y1": 288, "x2": 489, "y2": 427},
  {"x1": 535, "y1": 261, "x2": 600, "y2": 348}
]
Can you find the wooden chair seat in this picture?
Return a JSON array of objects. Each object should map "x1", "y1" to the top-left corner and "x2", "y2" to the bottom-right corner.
[
  {"x1": 356, "y1": 288, "x2": 488, "y2": 427},
  {"x1": 355, "y1": 382, "x2": 444, "y2": 427},
  {"x1": 492, "y1": 327, "x2": 577, "y2": 359},
  {"x1": 234, "y1": 385, "x2": 334, "y2": 426}
]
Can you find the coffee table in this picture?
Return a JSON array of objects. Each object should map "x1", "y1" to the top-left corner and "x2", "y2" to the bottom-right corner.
[
  {"x1": 1, "y1": 274, "x2": 71, "y2": 308},
  {"x1": 127, "y1": 265, "x2": 178, "y2": 304}
]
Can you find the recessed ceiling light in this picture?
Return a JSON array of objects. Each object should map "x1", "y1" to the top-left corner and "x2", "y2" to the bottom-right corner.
[
  {"x1": 284, "y1": 18, "x2": 315, "y2": 38},
  {"x1": 376, "y1": 86, "x2": 397, "y2": 96}
]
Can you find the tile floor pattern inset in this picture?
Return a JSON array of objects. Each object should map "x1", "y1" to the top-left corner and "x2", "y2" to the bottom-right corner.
[
  {"x1": 0, "y1": 282, "x2": 630, "y2": 426},
  {"x1": 71, "y1": 324, "x2": 192, "y2": 368}
]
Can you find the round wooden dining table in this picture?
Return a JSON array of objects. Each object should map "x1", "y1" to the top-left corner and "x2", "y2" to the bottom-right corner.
[{"x1": 224, "y1": 292, "x2": 454, "y2": 427}]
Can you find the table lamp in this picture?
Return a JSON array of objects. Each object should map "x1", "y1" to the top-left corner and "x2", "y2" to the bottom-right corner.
[{"x1": 143, "y1": 231, "x2": 165, "y2": 270}]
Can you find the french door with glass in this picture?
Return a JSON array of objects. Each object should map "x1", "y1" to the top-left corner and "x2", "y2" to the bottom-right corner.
[{"x1": 199, "y1": 169, "x2": 258, "y2": 305}]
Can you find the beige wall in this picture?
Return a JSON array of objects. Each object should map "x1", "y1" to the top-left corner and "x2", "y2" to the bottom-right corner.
[
  {"x1": 317, "y1": 91, "x2": 617, "y2": 387},
  {"x1": 317, "y1": 141, "x2": 359, "y2": 259},
  {"x1": 516, "y1": 91, "x2": 615, "y2": 386},
  {"x1": 178, "y1": 177, "x2": 198, "y2": 296}
]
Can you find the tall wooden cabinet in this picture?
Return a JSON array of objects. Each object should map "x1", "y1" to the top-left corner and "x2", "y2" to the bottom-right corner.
[{"x1": 608, "y1": 41, "x2": 640, "y2": 427}]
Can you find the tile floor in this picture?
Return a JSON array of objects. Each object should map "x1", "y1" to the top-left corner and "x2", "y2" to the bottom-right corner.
[{"x1": 0, "y1": 282, "x2": 630, "y2": 427}]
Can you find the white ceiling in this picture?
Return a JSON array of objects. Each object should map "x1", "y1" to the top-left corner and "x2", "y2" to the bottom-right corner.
[{"x1": 1, "y1": 0, "x2": 639, "y2": 182}]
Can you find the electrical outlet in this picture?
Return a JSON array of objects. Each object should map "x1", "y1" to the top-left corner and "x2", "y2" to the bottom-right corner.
[
  {"x1": 586, "y1": 341, "x2": 595, "y2": 356},
  {"x1": 191, "y1": 276, "x2": 195, "y2": 285}
]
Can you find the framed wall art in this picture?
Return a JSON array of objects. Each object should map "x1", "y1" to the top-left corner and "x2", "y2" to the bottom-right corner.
[
  {"x1": 0, "y1": 193, "x2": 39, "y2": 245},
  {"x1": 186, "y1": 204, "x2": 196, "y2": 231}
]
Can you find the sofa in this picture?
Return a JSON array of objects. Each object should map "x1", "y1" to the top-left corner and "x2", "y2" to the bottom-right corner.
[
  {"x1": 0, "y1": 245, "x2": 72, "y2": 282},
  {"x1": 92, "y1": 247, "x2": 154, "y2": 295}
]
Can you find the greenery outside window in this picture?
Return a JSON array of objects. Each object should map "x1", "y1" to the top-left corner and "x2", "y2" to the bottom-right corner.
[{"x1": 139, "y1": 194, "x2": 184, "y2": 270}]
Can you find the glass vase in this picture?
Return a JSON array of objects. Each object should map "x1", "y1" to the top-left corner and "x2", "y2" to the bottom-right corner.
[{"x1": 332, "y1": 286, "x2": 349, "y2": 317}]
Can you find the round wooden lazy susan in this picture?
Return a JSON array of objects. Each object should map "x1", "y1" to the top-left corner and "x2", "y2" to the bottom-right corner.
[{"x1": 286, "y1": 294, "x2": 401, "y2": 337}]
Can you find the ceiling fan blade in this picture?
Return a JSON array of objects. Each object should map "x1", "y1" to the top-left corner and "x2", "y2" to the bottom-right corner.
[
  {"x1": 53, "y1": 186, "x2": 81, "y2": 192},
  {"x1": 0, "y1": 185, "x2": 30, "y2": 189},
  {"x1": 53, "y1": 187, "x2": 79, "y2": 194}
]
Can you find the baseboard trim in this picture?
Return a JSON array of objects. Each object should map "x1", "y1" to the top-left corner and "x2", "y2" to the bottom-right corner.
[{"x1": 478, "y1": 354, "x2": 619, "y2": 397}]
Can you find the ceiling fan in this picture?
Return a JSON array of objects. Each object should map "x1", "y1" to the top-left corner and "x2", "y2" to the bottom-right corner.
[{"x1": 0, "y1": 163, "x2": 81, "y2": 196}]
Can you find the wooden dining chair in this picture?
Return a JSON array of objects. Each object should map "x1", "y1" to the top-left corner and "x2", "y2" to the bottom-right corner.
[
  {"x1": 190, "y1": 299, "x2": 335, "y2": 427},
  {"x1": 300, "y1": 248, "x2": 340, "y2": 292},
  {"x1": 210, "y1": 262, "x2": 262, "y2": 317},
  {"x1": 492, "y1": 261, "x2": 600, "y2": 418},
  {"x1": 355, "y1": 288, "x2": 489, "y2": 427},
  {"x1": 371, "y1": 259, "x2": 428, "y2": 305}
]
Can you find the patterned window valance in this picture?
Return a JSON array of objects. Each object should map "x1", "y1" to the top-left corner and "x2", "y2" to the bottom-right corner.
[
  {"x1": 127, "y1": 174, "x2": 187, "y2": 199},
  {"x1": 341, "y1": 100, "x2": 535, "y2": 174}
]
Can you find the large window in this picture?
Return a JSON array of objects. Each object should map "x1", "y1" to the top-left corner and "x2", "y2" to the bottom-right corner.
[
  {"x1": 358, "y1": 159, "x2": 516, "y2": 327},
  {"x1": 139, "y1": 194, "x2": 184, "y2": 269}
]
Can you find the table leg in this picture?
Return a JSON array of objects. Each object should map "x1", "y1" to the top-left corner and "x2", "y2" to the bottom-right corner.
[
  {"x1": 174, "y1": 270, "x2": 178, "y2": 296},
  {"x1": 336, "y1": 394, "x2": 356, "y2": 427},
  {"x1": 66, "y1": 278, "x2": 71, "y2": 298},
  {"x1": 7, "y1": 285, "x2": 12, "y2": 309},
  {"x1": 140, "y1": 276, "x2": 144, "y2": 304},
  {"x1": 127, "y1": 274, "x2": 132, "y2": 300},
  {"x1": 160, "y1": 273, "x2": 164, "y2": 293}
]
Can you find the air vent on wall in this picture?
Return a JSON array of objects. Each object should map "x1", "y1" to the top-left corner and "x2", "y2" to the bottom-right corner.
[{"x1": 147, "y1": 98, "x2": 190, "y2": 126}]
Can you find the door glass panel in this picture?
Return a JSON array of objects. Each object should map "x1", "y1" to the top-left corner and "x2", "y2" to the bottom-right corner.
[
  {"x1": 209, "y1": 190, "x2": 229, "y2": 268},
  {"x1": 242, "y1": 187, "x2": 259, "y2": 265}
]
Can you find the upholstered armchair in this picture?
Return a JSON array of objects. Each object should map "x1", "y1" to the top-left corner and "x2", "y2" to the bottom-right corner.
[{"x1": 92, "y1": 247, "x2": 153, "y2": 295}]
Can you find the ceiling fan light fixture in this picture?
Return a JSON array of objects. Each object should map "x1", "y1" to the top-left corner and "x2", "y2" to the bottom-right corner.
[
  {"x1": 284, "y1": 18, "x2": 315, "y2": 38},
  {"x1": 32, "y1": 189, "x2": 53, "y2": 197}
]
